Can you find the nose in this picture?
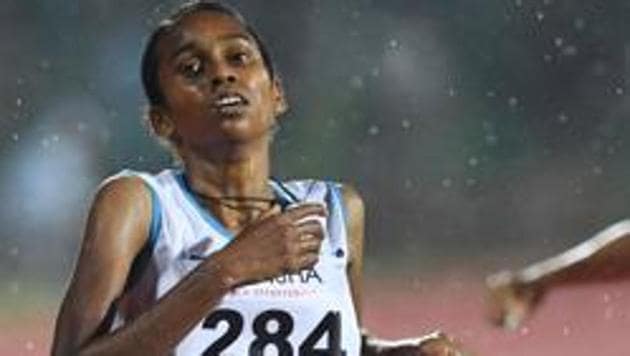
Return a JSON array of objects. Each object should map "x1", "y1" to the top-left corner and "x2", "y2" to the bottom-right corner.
[
  {"x1": 210, "y1": 62, "x2": 237, "y2": 88},
  {"x1": 211, "y1": 74, "x2": 236, "y2": 88}
]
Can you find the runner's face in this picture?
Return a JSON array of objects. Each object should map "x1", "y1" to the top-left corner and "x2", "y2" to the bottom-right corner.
[{"x1": 154, "y1": 12, "x2": 283, "y2": 149}]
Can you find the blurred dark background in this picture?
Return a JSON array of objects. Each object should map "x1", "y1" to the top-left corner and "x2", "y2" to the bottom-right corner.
[{"x1": 1, "y1": 0, "x2": 630, "y2": 353}]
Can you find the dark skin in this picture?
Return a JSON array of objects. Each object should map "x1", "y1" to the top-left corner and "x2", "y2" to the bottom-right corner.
[
  {"x1": 487, "y1": 220, "x2": 630, "y2": 330},
  {"x1": 52, "y1": 11, "x2": 464, "y2": 356}
]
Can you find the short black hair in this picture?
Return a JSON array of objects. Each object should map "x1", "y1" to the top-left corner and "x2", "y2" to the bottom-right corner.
[{"x1": 141, "y1": 1, "x2": 276, "y2": 107}]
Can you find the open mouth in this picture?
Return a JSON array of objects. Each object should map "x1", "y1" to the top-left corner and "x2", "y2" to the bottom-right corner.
[{"x1": 212, "y1": 93, "x2": 249, "y2": 117}]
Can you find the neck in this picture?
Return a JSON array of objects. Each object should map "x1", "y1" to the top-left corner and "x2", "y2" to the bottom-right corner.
[
  {"x1": 183, "y1": 137, "x2": 272, "y2": 197},
  {"x1": 180, "y1": 136, "x2": 275, "y2": 232}
]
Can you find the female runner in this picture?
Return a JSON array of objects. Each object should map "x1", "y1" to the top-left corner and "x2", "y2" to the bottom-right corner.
[{"x1": 52, "y1": 2, "x2": 465, "y2": 355}]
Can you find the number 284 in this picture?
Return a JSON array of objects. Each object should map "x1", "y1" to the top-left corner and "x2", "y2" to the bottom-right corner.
[{"x1": 202, "y1": 309, "x2": 347, "y2": 356}]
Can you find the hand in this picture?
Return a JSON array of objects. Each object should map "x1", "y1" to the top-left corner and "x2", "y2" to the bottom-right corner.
[
  {"x1": 373, "y1": 332, "x2": 469, "y2": 356},
  {"x1": 417, "y1": 333, "x2": 467, "y2": 356},
  {"x1": 485, "y1": 270, "x2": 544, "y2": 330},
  {"x1": 214, "y1": 203, "x2": 327, "y2": 285}
]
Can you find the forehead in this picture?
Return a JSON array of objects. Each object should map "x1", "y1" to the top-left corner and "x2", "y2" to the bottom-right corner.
[{"x1": 158, "y1": 11, "x2": 255, "y2": 58}]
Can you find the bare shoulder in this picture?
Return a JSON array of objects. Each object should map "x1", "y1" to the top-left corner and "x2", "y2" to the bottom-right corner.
[
  {"x1": 339, "y1": 183, "x2": 365, "y2": 224},
  {"x1": 81, "y1": 174, "x2": 153, "y2": 262},
  {"x1": 94, "y1": 175, "x2": 150, "y2": 209}
]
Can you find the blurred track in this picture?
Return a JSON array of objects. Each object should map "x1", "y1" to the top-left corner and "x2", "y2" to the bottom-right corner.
[
  {"x1": 2, "y1": 272, "x2": 629, "y2": 355},
  {"x1": 364, "y1": 272, "x2": 630, "y2": 356}
]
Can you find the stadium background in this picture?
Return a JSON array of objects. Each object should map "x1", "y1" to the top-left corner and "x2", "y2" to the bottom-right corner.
[{"x1": 2, "y1": 0, "x2": 630, "y2": 355}]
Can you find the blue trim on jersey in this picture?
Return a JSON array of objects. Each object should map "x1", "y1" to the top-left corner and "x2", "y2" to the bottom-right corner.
[
  {"x1": 174, "y1": 171, "x2": 234, "y2": 240},
  {"x1": 327, "y1": 182, "x2": 347, "y2": 223},
  {"x1": 146, "y1": 182, "x2": 162, "y2": 247}
]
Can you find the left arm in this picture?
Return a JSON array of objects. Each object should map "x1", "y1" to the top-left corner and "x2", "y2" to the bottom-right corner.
[{"x1": 340, "y1": 184, "x2": 465, "y2": 356}]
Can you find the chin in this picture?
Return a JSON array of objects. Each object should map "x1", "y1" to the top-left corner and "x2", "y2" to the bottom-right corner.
[{"x1": 218, "y1": 121, "x2": 273, "y2": 142}]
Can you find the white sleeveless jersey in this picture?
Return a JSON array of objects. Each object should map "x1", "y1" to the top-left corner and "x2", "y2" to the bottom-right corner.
[{"x1": 108, "y1": 169, "x2": 361, "y2": 356}]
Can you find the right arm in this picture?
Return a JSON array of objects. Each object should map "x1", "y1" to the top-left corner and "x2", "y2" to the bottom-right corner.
[
  {"x1": 487, "y1": 219, "x2": 630, "y2": 329},
  {"x1": 340, "y1": 185, "x2": 466, "y2": 356},
  {"x1": 52, "y1": 177, "x2": 326, "y2": 355}
]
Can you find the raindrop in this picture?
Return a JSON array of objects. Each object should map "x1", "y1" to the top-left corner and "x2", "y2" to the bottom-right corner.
[
  {"x1": 543, "y1": 54, "x2": 553, "y2": 62},
  {"x1": 350, "y1": 10, "x2": 361, "y2": 20},
  {"x1": 466, "y1": 178, "x2": 477, "y2": 187},
  {"x1": 592, "y1": 166, "x2": 603, "y2": 175},
  {"x1": 486, "y1": 90, "x2": 496, "y2": 98},
  {"x1": 153, "y1": 4, "x2": 164, "y2": 15},
  {"x1": 16, "y1": 77, "x2": 25, "y2": 85},
  {"x1": 603, "y1": 292, "x2": 611, "y2": 303},
  {"x1": 519, "y1": 326, "x2": 530, "y2": 336},
  {"x1": 349, "y1": 75, "x2": 364, "y2": 90},
  {"x1": 370, "y1": 67, "x2": 381, "y2": 78},
  {"x1": 535, "y1": 11, "x2": 545, "y2": 22},
  {"x1": 554, "y1": 37, "x2": 564, "y2": 47},
  {"x1": 16, "y1": 97, "x2": 23, "y2": 107},
  {"x1": 77, "y1": 122, "x2": 87, "y2": 132},
  {"x1": 368, "y1": 125, "x2": 380, "y2": 136},
  {"x1": 401, "y1": 119, "x2": 411, "y2": 130},
  {"x1": 52, "y1": 134, "x2": 60, "y2": 143},
  {"x1": 485, "y1": 134, "x2": 498, "y2": 146},
  {"x1": 387, "y1": 39, "x2": 400, "y2": 51},
  {"x1": 404, "y1": 178, "x2": 414, "y2": 189},
  {"x1": 615, "y1": 87, "x2": 624, "y2": 95},
  {"x1": 562, "y1": 45, "x2": 578, "y2": 56},
  {"x1": 11, "y1": 133, "x2": 19, "y2": 141},
  {"x1": 25, "y1": 341, "x2": 35, "y2": 351},
  {"x1": 8, "y1": 246, "x2": 19, "y2": 257},
  {"x1": 604, "y1": 306, "x2": 614, "y2": 320},
  {"x1": 508, "y1": 96, "x2": 519, "y2": 107},
  {"x1": 543, "y1": 0, "x2": 553, "y2": 6},
  {"x1": 574, "y1": 18, "x2": 586, "y2": 31},
  {"x1": 468, "y1": 157, "x2": 479, "y2": 167},
  {"x1": 41, "y1": 138, "x2": 50, "y2": 148},
  {"x1": 39, "y1": 59, "x2": 51, "y2": 71},
  {"x1": 562, "y1": 326, "x2": 571, "y2": 336},
  {"x1": 448, "y1": 87, "x2": 457, "y2": 97},
  {"x1": 557, "y1": 112, "x2": 569, "y2": 124},
  {"x1": 514, "y1": 0, "x2": 522, "y2": 7},
  {"x1": 441, "y1": 178, "x2": 453, "y2": 188}
]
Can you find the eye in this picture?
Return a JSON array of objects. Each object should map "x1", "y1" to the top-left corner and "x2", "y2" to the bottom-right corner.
[
  {"x1": 228, "y1": 51, "x2": 251, "y2": 66},
  {"x1": 179, "y1": 57, "x2": 203, "y2": 79}
]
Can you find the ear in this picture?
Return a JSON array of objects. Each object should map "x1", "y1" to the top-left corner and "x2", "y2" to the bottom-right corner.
[
  {"x1": 271, "y1": 77, "x2": 288, "y2": 116},
  {"x1": 148, "y1": 106, "x2": 177, "y2": 141}
]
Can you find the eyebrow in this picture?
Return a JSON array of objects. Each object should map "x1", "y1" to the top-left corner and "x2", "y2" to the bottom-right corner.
[
  {"x1": 170, "y1": 42, "x2": 197, "y2": 61},
  {"x1": 169, "y1": 33, "x2": 255, "y2": 62}
]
